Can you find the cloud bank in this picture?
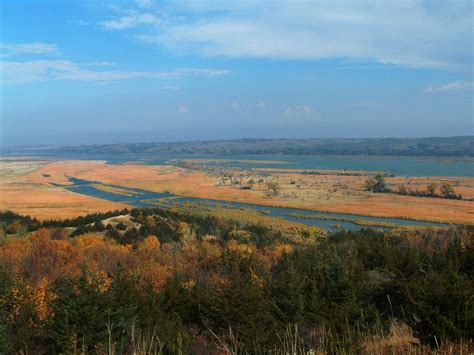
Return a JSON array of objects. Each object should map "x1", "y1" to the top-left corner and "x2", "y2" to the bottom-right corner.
[
  {"x1": 99, "y1": 0, "x2": 473, "y2": 70},
  {"x1": 285, "y1": 105, "x2": 316, "y2": 119},
  {"x1": 0, "y1": 43, "x2": 229, "y2": 84},
  {"x1": 1, "y1": 42, "x2": 60, "y2": 57},
  {"x1": 425, "y1": 81, "x2": 473, "y2": 93}
]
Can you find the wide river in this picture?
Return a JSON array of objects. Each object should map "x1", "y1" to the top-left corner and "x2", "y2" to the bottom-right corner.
[{"x1": 5, "y1": 151, "x2": 474, "y2": 177}]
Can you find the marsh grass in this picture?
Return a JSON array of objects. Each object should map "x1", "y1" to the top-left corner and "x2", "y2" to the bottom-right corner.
[{"x1": 91, "y1": 184, "x2": 143, "y2": 197}]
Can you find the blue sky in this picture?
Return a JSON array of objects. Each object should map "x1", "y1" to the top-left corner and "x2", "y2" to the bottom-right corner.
[{"x1": 0, "y1": 0, "x2": 472, "y2": 146}]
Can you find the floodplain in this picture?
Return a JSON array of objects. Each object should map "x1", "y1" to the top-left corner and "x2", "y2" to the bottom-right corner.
[{"x1": 1, "y1": 156, "x2": 472, "y2": 229}]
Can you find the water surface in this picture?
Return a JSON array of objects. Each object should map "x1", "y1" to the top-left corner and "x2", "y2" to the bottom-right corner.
[
  {"x1": 5, "y1": 151, "x2": 472, "y2": 177},
  {"x1": 59, "y1": 178, "x2": 450, "y2": 232}
]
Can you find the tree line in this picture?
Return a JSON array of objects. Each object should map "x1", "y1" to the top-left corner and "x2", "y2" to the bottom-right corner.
[{"x1": 365, "y1": 175, "x2": 463, "y2": 199}]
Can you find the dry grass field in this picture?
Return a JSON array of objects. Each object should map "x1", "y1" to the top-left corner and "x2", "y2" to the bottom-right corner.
[
  {"x1": 0, "y1": 160, "x2": 127, "y2": 220},
  {"x1": 1, "y1": 158, "x2": 473, "y2": 223}
]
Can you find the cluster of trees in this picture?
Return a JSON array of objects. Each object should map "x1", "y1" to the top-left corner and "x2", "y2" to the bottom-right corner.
[
  {"x1": 396, "y1": 181, "x2": 463, "y2": 199},
  {"x1": 218, "y1": 175, "x2": 266, "y2": 190},
  {"x1": 365, "y1": 175, "x2": 389, "y2": 193},
  {"x1": 0, "y1": 208, "x2": 472, "y2": 353},
  {"x1": 365, "y1": 176, "x2": 462, "y2": 199},
  {"x1": 0, "y1": 211, "x2": 40, "y2": 236},
  {"x1": 1, "y1": 208, "x2": 309, "y2": 248}
]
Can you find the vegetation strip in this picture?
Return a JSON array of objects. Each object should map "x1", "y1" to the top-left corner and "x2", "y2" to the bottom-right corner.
[{"x1": 288, "y1": 213, "x2": 425, "y2": 229}]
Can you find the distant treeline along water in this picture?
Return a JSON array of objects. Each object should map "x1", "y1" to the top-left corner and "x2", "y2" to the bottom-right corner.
[{"x1": 6, "y1": 136, "x2": 474, "y2": 157}]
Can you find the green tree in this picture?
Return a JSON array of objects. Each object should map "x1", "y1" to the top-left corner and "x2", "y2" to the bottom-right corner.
[
  {"x1": 208, "y1": 252, "x2": 275, "y2": 349},
  {"x1": 271, "y1": 259, "x2": 305, "y2": 326},
  {"x1": 46, "y1": 270, "x2": 135, "y2": 353}
]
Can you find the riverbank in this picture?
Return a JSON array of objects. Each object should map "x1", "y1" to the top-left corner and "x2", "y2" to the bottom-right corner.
[{"x1": 1, "y1": 159, "x2": 472, "y2": 224}]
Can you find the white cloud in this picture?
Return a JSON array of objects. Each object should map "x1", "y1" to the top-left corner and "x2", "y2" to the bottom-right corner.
[
  {"x1": 0, "y1": 59, "x2": 230, "y2": 84},
  {"x1": 178, "y1": 105, "x2": 189, "y2": 113},
  {"x1": 85, "y1": 61, "x2": 117, "y2": 67},
  {"x1": 285, "y1": 105, "x2": 316, "y2": 118},
  {"x1": 136, "y1": 0, "x2": 153, "y2": 8},
  {"x1": 68, "y1": 19, "x2": 89, "y2": 26},
  {"x1": 231, "y1": 101, "x2": 240, "y2": 110},
  {"x1": 256, "y1": 101, "x2": 265, "y2": 109},
  {"x1": 104, "y1": 0, "x2": 472, "y2": 70},
  {"x1": 172, "y1": 68, "x2": 230, "y2": 77},
  {"x1": 100, "y1": 11, "x2": 160, "y2": 30},
  {"x1": 163, "y1": 85, "x2": 179, "y2": 90},
  {"x1": 0, "y1": 42, "x2": 60, "y2": 57},
  {"x1": 425, "y1": 81, "x2": 473, "y2": 93}
]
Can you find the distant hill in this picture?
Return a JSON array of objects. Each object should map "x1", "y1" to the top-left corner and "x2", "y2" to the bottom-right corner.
[{"x1": 8, "y1": 136, "x2": 474, "y2": 157}]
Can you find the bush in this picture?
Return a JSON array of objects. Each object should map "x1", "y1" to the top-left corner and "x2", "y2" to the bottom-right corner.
[
  {"x1": 267, "y1": 182, "x2": 281, "y2": 195},
  {"x1": 365, "y1": 175, "x2": 388, "y2": 193}
]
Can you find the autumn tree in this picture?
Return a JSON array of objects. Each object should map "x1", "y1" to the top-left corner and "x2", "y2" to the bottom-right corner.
[
  {"x1": 439, "y1": 182, "x2": 460, "y2": 199},
  {"x1": 425, "y1": 182, "x2": 438, "y2": 197},
  {"x1": 267, "y1": 182, "x2": 281, "y2": 196},
  {"x1": 365, "y1": 175, "x2": 388, "y2": 193},
  {"x1": 396, "y1": 185, "x2": 409, "y2": 195},
  {"x1": 26, "y1": 229, "x2": 80, "y2": 283}
]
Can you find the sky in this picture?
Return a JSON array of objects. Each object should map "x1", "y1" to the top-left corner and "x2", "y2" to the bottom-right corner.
[{"x1": 0, "y1": 0, "x2": 473, "y2": 146}]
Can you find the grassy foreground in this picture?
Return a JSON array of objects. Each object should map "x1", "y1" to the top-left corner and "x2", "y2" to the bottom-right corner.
[{"x1": 0, "y1": 208, "x2": 472, "y2": 354}]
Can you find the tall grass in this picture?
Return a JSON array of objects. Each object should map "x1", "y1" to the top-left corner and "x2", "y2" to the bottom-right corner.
[{"x1": 98, "y1": 319, "x2": 473, "y2": 355}]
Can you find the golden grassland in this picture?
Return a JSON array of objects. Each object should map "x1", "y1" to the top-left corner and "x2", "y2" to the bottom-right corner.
[
  {"x1": 1, "y1": 159, "x2": 473, "y2": 223},
  {"x1": 0, "y1": 161, "x2": 128, "y2": 220},
  {"x1": 90, "y1": 183, "x2": 142, "y2": 196}
]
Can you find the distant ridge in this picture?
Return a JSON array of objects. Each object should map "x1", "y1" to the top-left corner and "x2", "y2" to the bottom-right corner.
[{"x1": 5, "y1": 136, "x2": 474, "y2": 157}]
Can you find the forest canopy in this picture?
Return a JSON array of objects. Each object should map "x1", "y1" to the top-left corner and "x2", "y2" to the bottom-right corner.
[{"x1": 0, "y1": 208, "x2": 472, "y2": 353}]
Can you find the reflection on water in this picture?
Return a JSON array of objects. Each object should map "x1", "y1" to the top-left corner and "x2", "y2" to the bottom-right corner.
[{"x1": 58, "y1": 178, "x2": 450, "y2": 232}]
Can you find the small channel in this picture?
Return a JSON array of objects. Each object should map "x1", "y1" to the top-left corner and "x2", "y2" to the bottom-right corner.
[{"x1": 57, "y1": 178, "x2": 450, "y2": 232}]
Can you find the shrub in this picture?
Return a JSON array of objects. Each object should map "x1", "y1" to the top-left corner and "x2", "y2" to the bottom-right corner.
[{"x1": 365, "y1": 175, "x2": 388, "y2": 193}]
